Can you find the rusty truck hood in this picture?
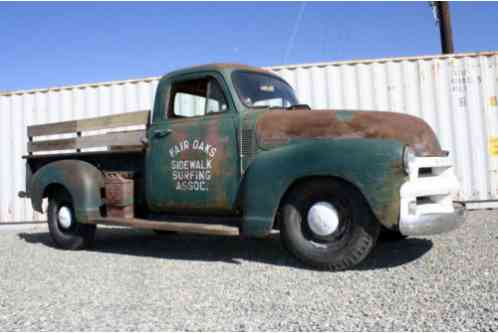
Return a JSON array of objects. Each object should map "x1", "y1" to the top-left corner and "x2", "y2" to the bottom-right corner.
[{"x1": 255, "y1": 109, "x2": 442, "y2": 156}]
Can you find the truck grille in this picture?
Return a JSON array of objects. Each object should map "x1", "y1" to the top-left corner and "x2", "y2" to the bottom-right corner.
[{"x1": 401, "y1": 155, "x2": 460, "y2": 216}]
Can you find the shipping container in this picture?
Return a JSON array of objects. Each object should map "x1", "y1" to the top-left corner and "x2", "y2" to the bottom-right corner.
[{"x1": 1, "y1": 51, "x2": 497, "y2": 222}]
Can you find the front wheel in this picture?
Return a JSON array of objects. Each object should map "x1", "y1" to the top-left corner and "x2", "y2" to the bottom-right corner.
[
  {"x1": 47, "y1": 188, "x2": 96, "y2": 250},
  {"x1": 380, "y1": 225, "x2": 407, "y2": 241},
  {"x1": 280, "y1": 179, "x2": 380, "y2": 270}
]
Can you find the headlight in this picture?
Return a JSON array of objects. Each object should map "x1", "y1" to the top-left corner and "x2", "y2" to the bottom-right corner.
[{"x1": 402, "y1": 146, "x2": 416, "y2": 174}]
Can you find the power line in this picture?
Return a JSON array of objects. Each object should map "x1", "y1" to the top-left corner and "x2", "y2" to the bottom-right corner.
[{"x1": 283, "y1": 2, "x2": 306, "y2": 64}]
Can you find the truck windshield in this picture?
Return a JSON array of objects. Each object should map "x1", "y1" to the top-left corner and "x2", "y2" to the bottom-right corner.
[{"x1": 232, "y1": 71, "x2": 299, "y2": 109}]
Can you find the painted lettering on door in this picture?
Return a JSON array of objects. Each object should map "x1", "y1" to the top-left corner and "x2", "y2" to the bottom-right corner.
[{"x1": 169, "y1": 139, "x2": 217, "y2": 192}]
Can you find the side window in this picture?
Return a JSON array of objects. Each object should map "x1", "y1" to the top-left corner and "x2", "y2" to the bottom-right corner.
[
  {"x1": 171, "y1": 78, "x2": 208, "y2": 118},
  {"x1": 206, "y1": 79, "x2": 228, "y2": 114},
  {"x1": 168, "y1": 77, "x2": 228, "y2": 118}
]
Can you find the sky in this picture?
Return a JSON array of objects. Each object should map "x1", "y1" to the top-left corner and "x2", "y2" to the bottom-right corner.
[{"x1": 1, "y1": 1, "x2": 497, "y2": 92}]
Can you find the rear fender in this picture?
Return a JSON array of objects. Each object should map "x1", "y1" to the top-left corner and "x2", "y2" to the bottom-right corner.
[{"x1": 30, "y1": 160, "x2": 104, "y2": 223}]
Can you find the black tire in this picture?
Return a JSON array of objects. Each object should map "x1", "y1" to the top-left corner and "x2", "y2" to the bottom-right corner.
[
  {"x1": 380, "y1": 225, "x2": 407, "y2": 241},
  {"x1": 153, "y1": 230, "x2": 177, "y2": 235},
  {"x1": 280, "y1": 179, "x2": 380, "y2": 271},
  {"x1": 47, "y1": 188, "x2": 96, "y2": 250}
]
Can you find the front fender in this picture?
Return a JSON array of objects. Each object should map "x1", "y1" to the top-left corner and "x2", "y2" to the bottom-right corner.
[
  {"x1": 239, "y1": 139, "x2": 406, "y2": 237},
  {"x1": 30, "y1": 160, "x2": 104, "y2": 223}
]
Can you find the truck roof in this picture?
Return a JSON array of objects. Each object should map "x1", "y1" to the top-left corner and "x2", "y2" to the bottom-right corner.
[{"x1": 161, "y1": 63, "x2": 272, "y2": 80}]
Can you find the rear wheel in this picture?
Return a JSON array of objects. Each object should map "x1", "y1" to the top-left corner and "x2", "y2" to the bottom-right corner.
[
  {"x1": 280, "y1": 179, "x2": 380, "y2": 270},
  {"x1": 47, "y1": 188, "x2": 96, "y2": 250}
]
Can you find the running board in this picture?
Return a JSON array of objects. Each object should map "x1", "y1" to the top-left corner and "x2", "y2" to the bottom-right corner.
[{"x1": 92, "y1": 217, "x2": 240, "y2": 236}]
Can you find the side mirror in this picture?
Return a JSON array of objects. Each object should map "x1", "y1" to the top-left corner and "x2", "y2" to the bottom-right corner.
[{"x1": 141, "y1": 135, "x2": 149, "y2": 148}]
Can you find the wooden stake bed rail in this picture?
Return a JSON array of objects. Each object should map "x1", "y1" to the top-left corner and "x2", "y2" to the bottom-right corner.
[{"x1": 27, "y1": 110, "x2": 150, "y2": 154}]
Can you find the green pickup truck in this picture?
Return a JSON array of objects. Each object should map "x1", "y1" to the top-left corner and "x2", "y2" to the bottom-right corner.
[{"x1": 21, "y1": 64, "x2": 464, "y2": 270}]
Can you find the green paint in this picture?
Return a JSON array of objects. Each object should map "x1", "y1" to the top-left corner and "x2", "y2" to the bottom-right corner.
[
  {"x1": 335, "y1": 110, "x2": 354, "y2": 122},
  {"x1": 145, "y1": 71, "x2": 240, "y2": 213},
  {"x1": 239, "y1": 139, "x2": 405, "y2": 236},
  {"x1": 30, "y1": 160, "x2": 104, "y2": 223},
  {"x1": 30, "y1": 64, "x2": 425, "y2": 236}
]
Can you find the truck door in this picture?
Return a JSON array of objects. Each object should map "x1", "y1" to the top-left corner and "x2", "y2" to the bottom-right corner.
[{"x1": 146, "y1": 73, "x2": 240, "y2": 214}]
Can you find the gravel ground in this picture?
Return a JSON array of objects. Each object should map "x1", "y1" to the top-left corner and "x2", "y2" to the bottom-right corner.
[{"x1": 0, "y1": 210, "x2": 497, "y2": 331}]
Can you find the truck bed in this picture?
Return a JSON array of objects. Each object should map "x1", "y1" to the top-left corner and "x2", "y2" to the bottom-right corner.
[
  {"x1": 25, "y1": 110, "x2": 150, "y2": 157},
  {"x1": 24, "y1": 110, "x2": 150, "y2": 184}
]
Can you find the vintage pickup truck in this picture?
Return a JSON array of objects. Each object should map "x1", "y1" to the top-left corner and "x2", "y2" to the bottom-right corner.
[{"x1": 21, "y1": 64, "x2": 464, "y2": 270}]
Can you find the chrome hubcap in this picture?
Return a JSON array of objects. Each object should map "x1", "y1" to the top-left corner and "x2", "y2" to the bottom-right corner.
[
  {"x1": 307, "y1": 202, "x2": 339, "y2": 236},
  {"x1": 57, "y1": 206, "x2": 72, "y2": 229}
]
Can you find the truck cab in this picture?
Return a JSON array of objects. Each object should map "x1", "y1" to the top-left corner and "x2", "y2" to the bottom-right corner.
[{"x1": 23, "y1": 64, "x2": 465, "y2": 270}]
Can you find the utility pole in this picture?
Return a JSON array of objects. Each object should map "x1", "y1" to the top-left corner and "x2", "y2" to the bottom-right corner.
[{"x1": 435, "y1": 1, "x2": 455, "y2": 54}]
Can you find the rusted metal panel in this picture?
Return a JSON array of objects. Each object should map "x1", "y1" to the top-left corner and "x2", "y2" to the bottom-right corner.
[
  {"x1": 93, "y1": 216, "x2": 239, "y2": 236},
  {"x1": 29, "y1": 160, "x2": 104, "y2": 223},
  {"x1": 256, "y1": 109, "x2": 442, "y2": 156},
  {"x1": 1, "y1": 51, "x2": 498, "y2": 222},
  {"x1": 104, "y1": 172, "x2": 134, "y2": 219}
]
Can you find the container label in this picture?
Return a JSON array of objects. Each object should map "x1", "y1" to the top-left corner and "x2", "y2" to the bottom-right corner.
[
  {"x1": 490, "y1": 96, "x2": 497, "y2": 107},
  {"x1": 489, "y1": 137, "x2": 498, "y2": 157}
]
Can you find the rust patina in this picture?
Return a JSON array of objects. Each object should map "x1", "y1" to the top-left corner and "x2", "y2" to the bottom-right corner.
[
  {"x1": 256, "y1": 109, "x2": 442, "y2": 156},
  {"x1": 25, "y1": 63, "x2": 446, "y2": 238}
]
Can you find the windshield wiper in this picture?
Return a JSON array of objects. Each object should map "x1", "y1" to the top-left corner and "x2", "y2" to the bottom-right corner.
[
  {"x1": 250, "y1": 104, "x2": 311, "y2": 110},
  {"x1": 286, "y1": 104, "x2": 311, "y2": 110}
]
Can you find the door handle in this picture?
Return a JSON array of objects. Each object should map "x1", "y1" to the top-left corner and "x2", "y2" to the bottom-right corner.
[{"x1": 154, "y1": 129, "x2": 172, "y2": 138}]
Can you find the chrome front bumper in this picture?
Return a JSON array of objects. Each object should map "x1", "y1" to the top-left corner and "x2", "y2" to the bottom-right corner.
[
  {"x1": 399, "y1": 155, "x2": 465, "y2": 236},
  {"x1": 399, "y1": 202, "x2": 465, "y2": 236}
]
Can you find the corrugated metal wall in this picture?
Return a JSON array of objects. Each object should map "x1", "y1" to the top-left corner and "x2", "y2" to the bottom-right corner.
[
  {"x1": 0, "y1": 78, "x2": 160, "y2": 222},
  {"x1": 1, "y1": 51, "x2": 497, "y2": 222},
  {"x1": 271, "y1": 52, "x2": 498, "y2": 206}
]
